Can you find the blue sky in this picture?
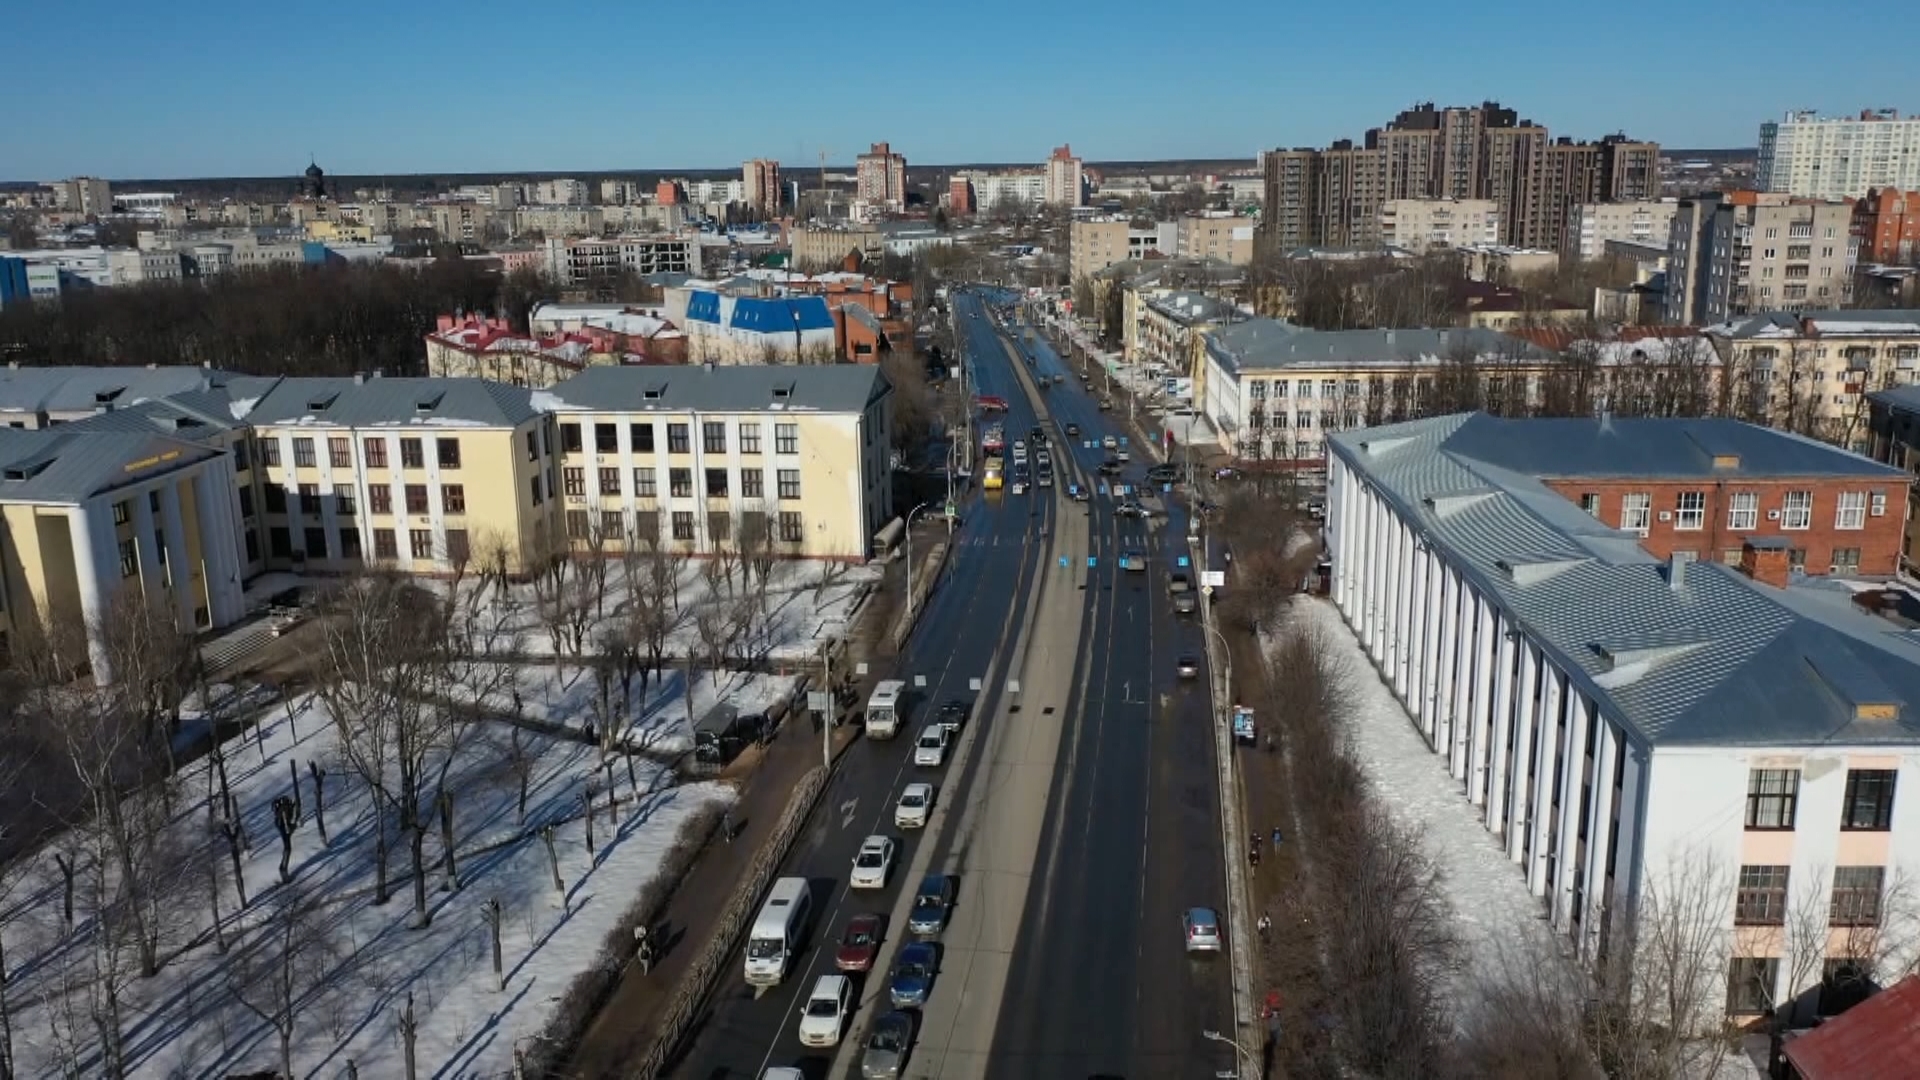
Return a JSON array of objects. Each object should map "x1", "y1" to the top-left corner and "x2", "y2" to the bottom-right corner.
[{"x1": 8, "y1": 0, "x2": 1910, "y2": 180}]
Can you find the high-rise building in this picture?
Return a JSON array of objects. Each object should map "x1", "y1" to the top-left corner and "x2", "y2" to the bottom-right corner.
[
  {"x1": 1853, "y1": 188, "x2": 1920, "y2": 264},
  {"x1": 655, "y1": 180, "x2": 685, "y2": 206},
  {"x1": 1259, "y1": 102, "x2": 1659, "y2": 255},
  {"x1": 1664, "y1": 192, "x2": 1857, "y2": 325},
  {"x1": 532, "y1": 178, "x2": 588, "y2": 206},
  {"x1": 43, "y1": 177, "x2": 113, "y2": 216},
  {"x1": 947, "y1": 176, "x2": 975, "y2": 216},
  {"x1": 856, "y1": 142, "x2": 907, "y2": 213},
  {"x1": 743, "y1": 159, "x2": 782, "y2": 215},
  {"x1": 1758, "y1": 110, "x2": 1920, "y2": 202},
  {"x1": 1045, "y1": 145, "x2": 1084, "y2": 207}
]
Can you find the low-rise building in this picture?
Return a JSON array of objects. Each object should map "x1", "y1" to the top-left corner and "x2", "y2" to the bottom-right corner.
[
  {"x1": 1458, "y1": 280, "x2": 1588, "y2": 331},
  {"x1": 1134, "y1": 291, "x2": 1238, "y2": 373},
  {"x1": 1070, "y1": 217, "x2": 1177, "y2": 281},
  {"x1": 1380, "y1": 199, "x2": 1501, "y2": 254},
  {"x1": 538, "y1": 364, "x2": 893, "y2": 559},
  {"x1": 1326, "y1": 412, "x2": 1920, "y2": 1024},
  {"x1": 544, "y1": 235, "x2": 695, "y2": 284},
  {"x1": 424, "y1": 313, "x2": 687, "y2": 388},
  {"x1": 1456, "y1": 244, "x2": 1560, "y2": 283},
  {"x1": 1707, "y1": 309, "x2": 1920, "y2": 454},
  {"x1": 681, "y1": 291, "x2": 837, "y2": 363},
  {"x1": 1865, "y1": 383, "x2": 1920, "y2": 573},
  {"x1": 791, "y1": 225, "x2": 883, "y2": 272}
]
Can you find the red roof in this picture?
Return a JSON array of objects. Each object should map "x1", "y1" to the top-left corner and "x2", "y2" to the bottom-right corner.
[{"x1": 1785, "y1": 975, "x2": 1920, "y2": 1079}]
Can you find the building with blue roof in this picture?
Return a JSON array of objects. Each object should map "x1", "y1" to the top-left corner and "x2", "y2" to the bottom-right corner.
[
  {"x1": 681, "y1": 289, "x2": 837, "y2": 363},
  {"x1": 1324, "y1": 410, "x2": 1920, "y2": 1019}
]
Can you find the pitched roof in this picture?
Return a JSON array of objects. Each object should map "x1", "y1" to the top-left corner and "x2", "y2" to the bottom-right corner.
[
  {"x1": 1784, "y1": 976, "x2": 1920, "y2": 1080},
  {"x1": 1206, "y1": 318, "x2": 1548, "y2": 372},
  {"x1": 1710, "y1": 309, "x2": 1920, "y2": 339},
  {"x1": 0, "y1": 427, "x2": 222, "y2": 504},
  {"x1": 0, "y1": 365, "x2": 235, "y2": 418},
  {"x1": 245, "y1": 377, "x2": 540, "y2": 429},
  {"x1": 1508, "y1": 325, "x2": 1703, "y2": 352},
  {"x1": 1438, "y1": 414, "x2": 1905, "y2": 481},
  {"x1": 540, "y1": 364, "x2": 889, "y2": 415},
  {"x1": 1330, "y1": 412, "x2": 1920, "y2": 749}
]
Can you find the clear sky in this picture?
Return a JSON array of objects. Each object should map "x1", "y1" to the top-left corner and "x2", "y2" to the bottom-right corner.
[{"x1": 8, "y1": 0, "x2": 1911, "y2": 181}]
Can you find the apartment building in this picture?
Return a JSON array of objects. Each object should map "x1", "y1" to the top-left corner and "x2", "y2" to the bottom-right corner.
[
  {"x1": 427, "y1": 202, "x2": 495, "y2": 243},
  {"x1": 962, "y1": 170, "x2": 1048, "y2": 214},
  {"x1": 1864, "y1": 383, "x2": 1920, "y2": 573},
  {"x1": 543, "y1": 235, "x2": 695, "y2": 284},
  {"x1": 1045, "y1": 145, "x2": 1084, "y2": 207},
  {"x1": 533, "y1": 178, "x2": 590, "y2": 206},
  {"x1": 1068, "y1": 217, "x2": 1177, "y2": 281},
  {"x1": 1197, "y1": 318, "x2": 1556, "y2": 464},
  {"x1": 791, "y1": 224, "x2": 884, "y2": 271},
  {"x1": 856, "y1": 143, "x2": 908, "y2": 214},
  {"x1": 1759, "y1": 110, "x2": 1920, "y2": 201},
  {"x1": 1175, "y1": 212, "x2": 1255, "y2": 265},
  {"x1": 514, "y1": 205, "x2": 604, "y2": 239},
  {"x1": 538, "y1": 364, "x2": 893, "y2": 560},
  {"x1": 1571, "y1": 199, "x2": 1680, "y2": 261},
  {"x1": 1326, "y1": 412, "x2": 1920, "y2": 1022},
  {"x1": 1379, "y1": 199, "x2": 1501, "y2": 253},
  {"x1": 1133, "y1": 291, "x2": 1237, "y2": 373},
  {"x1": 1854, "y1": 189, "x2": 1920, "y2": 265},
  {"x1": 743, "y1": 160, "x2": 782, "y2": 215},
  {"x1": 1705, "y1": 309, "x2": 1920, "y2": 457},
  {"x1": 1666, "y1": 193, "x2": 1858, "y2": 326},
  {"x1": 42, "y1": 177, "x2": 113, "y2": 217},
  {"x1": 946, "y1": 176, "x2": 975, "y2": 216}
]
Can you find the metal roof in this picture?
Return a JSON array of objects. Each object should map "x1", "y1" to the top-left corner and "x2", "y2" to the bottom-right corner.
[
  {"x1": 1868, "y1": 383, "x2": 1920, "y2": 417},
  {"x1": 0, "y1": 365, "x2": 235, "y2": 417},
  {"x1": 1438, "y1": 414, "x2": 1907, "y2": 481},
  {"x1": 1331, "y1": 412, "x2": 1920, "y2": 749},
  {"x1": 0, "y1": 427, "x2": 222, "y2": 505},
  {"x1": 1710, "y1": 309, "x2": 1920, "y2": 339},
  {"x1": 730, "y1": 296, "x2": 834, "y2": 334},
  {"x1": 1144, "y1": 291, "x2": 1236, "y2": 325},
  {"x1": 246, "y1": 377, "x2": 541, "y2": 429},
  {"x1": 1207, "y1": 318, "x2": 1547, "y2": 372},
  {"x1": 541, "y1": 364, "x2": 889, "y2": 415}
]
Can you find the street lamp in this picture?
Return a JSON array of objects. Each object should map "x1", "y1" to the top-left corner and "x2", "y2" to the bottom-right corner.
[
  {"x1": 1202, "y1": 1029, "x2": 1256, "y2": 1074},
  {"x1": 904, "y1": 499, "x2": 937, "y2": 621}
]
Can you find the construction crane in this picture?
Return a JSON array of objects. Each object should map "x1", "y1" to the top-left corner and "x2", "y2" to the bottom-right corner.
[{"x1": 817, "y1": 148, "x2": 834, "y2": 221}]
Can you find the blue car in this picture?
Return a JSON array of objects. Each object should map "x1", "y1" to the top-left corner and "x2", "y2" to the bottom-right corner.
[
  {"x1": 888, "y1": 941, "x2": 937, "y2": 1008},
  {"x1": 1066, "y1": 482, "x2": 1089, "y2": 502}
]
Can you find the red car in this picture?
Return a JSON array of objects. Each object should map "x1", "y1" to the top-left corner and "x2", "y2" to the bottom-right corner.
[
  {"x1": 835, "y1": 913, "x2": 885, "y2": 972},
  {"x1": 975, "y1": 395, "x2": 1009, "y2": 413}
]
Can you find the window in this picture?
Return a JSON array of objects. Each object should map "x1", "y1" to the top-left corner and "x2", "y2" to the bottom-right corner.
[
  {"x1": 329, "y1": 437, "x2": 351, "y2": 468},
  {"x1": 1736, "y1": 865, "x2": 1790, "y2": 926},
  {"x1": 775, "y1": 423, "x2": 799, "y2": 454},
  {"x1": 112, "y1": 500, "x2": 130, "y2": 525},
  {"x1": 1832, "y1": 547, "x2": 1861, "y2": 574},
  {"x1": 1726, "y1": 957, "x2": 1778, "y2": 1015},
  {"x1": 599, "y1": 467, "x2": 621, "y2": 496},
  {"x1": 708, "y1": 511, "x2": 731, "y2": 544},
  {"x1": 742, "y1": 510, "x2": 769, "y2": 547},
  {"x1": 1831, "y1": 866, "x2": 1886, "y2": 927},
  {"x1": 437, "y1": 438, "x2": 461, "y2": 469},
  {"x1": 1789, "y1": 547, "x2": 1807, "y2": 571},
  {"x1": 1580, "y1": 493, "x2": 1600, "y2": 517},
  {"x1": 630, "y1": 422, "x2": 654, "y2": 452},
  {"x1": 364, "y1": 437, "x2": 387, "y2": 468},
  {"x1": 1745, "y1": 769, "x2": 1799, "y2": 830},
  {"x1": 1782, "y1": 490, "x2": 1812, "y2": 530},
  {"x1": 238, "y1": 488, "x2": 254, "y2": 518},
  {"x1": 633, "y1": 510, "x2": 659, "y2": 542},
  {"x1": 670, "y1": 468, "x2": 692, "y2": 498},
  {"x1": 265, "y1": 486, "x2": 287, "y2": 514},
  {"x1": 1620, "y1": 492, "x2": 1651, "y2": 535},
  {"x1": 525, "y1": 430, "x2": 538, "y2": 462},
  {"x1": 445, "y1": 529, "x2": 469, "y2": 564},
  {"x1": 529, "y1": 475, "x2": 543, "y2": 506},
  {"x1": 703, "y1": 421, "x2": 726, "y2": 454},
  {"x1": 245, "y1": 530, "x2": 260, "y2": 563},
  {"x1": 369, "y1": 484, "x2": 391, "y2": 514},
  {"x1": 270, "y1": 527, "x2": 292, "y2": 559},
  {"x1": 1836, "y1": 491, "x2": 1866, "y2": 530},
  {"x1": 1842, "y1": 769, "x2": 1896, "y2": 831},
  {"x1": 778, "y1": 510, "x2": 804, "y2": 542},
  {"x1": 293, "y1": 483, "x2": 317, "y2": 512},
  {"x1": 561, "y1": 424, "x2": 583, "y2": 453},
  {"x1": 340, "y1": 527, "x2": 361, "y2": 560},
  {"x1": 405, "y1": 484, "x2": 429, "y2": 514},
  {"x1": 304, "y1": 527, "x2": 327, "y2": 559},
  {"x1": 400, "y1": 438, "x2": 424, "y2": 469},
  {"x1": 1728, "y1": 492, "x2": 1758, "y2": 530},
  {"x1": 292, "y1": 437, "x2": 315, "y2": 468},
  {"x1": 739, "y1": 423, "x2": 762, "y2": 454},
  {"x1": 337, "y1": 489, "x2": 356, "y2": 516},
  {"x1": 633, "y1": 468, "x2": 656, "y2": 498},
  {"x1": 667, "y1": 423, "x2": 690, "y2": 454},
  {"x1": 600, "y1": 511, "x2": 623, "y2": 539},
  {"x1": 671, "y1": 511, "x2": 695, "y2": 541},
  {"x1": 409, "y1": 529, "x2": 433, "y2": 559},
  {"x1": 1673, "y1": 490, "x2": 1704, "y2": 530},
  {"x1": 563, "y1": 467, "x2": 586, "y2": 497},
  {"x1": 373, "y1": 529, "x2": 397, "y2": 559},
  {"x1": 1722, "y1": 548, "x2": 1743, "y2": 565},
  {"x1": 565, "y1": 509, "x2": 590, "y2": 539},
  {"x1": 777, "y1": 469, "x2": 801, "y2": 500},
  {"x1": 234, "y1": 441, "x2": 250, "y2": 471},
  {"x1": 595, "y1": 423, "x2": 618, "y2": 453},
  {"x1": 442, "y1": 484, "x2": 465, "y2": 514},
  {"x1": 705, "y1": 468, "x2": 729, "y2": 498},
  {"x1": 741, "y1": 468, "x2": 764, "y2": 499},
  {"x1": 259, "y1": 439, "x2": 281, "y2": 468},
  {"x1": 118, "y1": 539, "x2": 138, "y2": 577}
]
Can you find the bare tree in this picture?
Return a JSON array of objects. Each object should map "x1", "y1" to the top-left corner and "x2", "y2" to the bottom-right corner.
[
  {"x1": 227, "y1": 884, "x2": 339, "y2": 1080},
  {"x1": 692, "y1": 601, "x2": 733, "y2": 688}
]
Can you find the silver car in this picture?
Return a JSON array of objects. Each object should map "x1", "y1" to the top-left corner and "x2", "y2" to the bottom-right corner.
[
  {"x1": 1184, "y1": 907, "x2": 1223, "y2": 953},
  {"x1": 862, "y1": 1010, "x2": 914, "y2": 1079}
]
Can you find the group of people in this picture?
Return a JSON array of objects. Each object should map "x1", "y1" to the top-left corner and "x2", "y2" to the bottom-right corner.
[{"x1": 1248, "y1": 826, "x2": 1283, "y2": 867}]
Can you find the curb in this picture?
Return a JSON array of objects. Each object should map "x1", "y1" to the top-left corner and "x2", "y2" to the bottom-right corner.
[{"x1": 1197, "y1": 557, "x2": 1258, "y2": 1079}]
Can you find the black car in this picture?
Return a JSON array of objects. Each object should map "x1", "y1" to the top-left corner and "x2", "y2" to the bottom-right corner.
[
  {"x1": 1096, "y1": 459, "x2": 1124, "y2": 476},
  {"x1": 1145, "y1": 464, "x2": 1181, "y2": 484},
  {"x1": 1064, "y1": 422, "x2": 1081, "y2": 437},
  {"x1": 937, "y1": 699, "x2": 970, "y2": 733},
  {"x1": 1115, "y1": 499, "x2": 1150, "y2": 518}
]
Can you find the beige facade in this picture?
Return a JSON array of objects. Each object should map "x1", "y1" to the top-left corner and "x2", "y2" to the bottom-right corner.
[
  {"x1": 1379, "y1": 199, "x2": 1501, "y2": 253},
  {"x1": 792, "y1": 225, "x2": 882, "y2": 271},
  {"x1": 1175, "y1": 214, "x2": 1255, "y2": 265},
  {"x1": 1571, "y1": 199, "x2": 1678, "y2": 260},
  {"x1": 1710, "y1": 309, "x2": 1920, "y2": 454},
  {"x1": 1667, "y1": 193, "x2": 1858, "y2": 325},
  {"x1": 1071, "y1": 219, "x2": 1131, "y2": 282}
]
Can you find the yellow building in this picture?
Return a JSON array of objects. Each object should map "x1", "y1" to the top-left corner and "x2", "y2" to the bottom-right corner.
[
  {"x1": 304, "y1": 219, "x2": 375, "y2": 244},
  {"x1": 539, "y1": 364, "x2": 894, "y2": 560},
  {"x1": 1709, "y1": 309, "x2": 1920, "y2": 454}
]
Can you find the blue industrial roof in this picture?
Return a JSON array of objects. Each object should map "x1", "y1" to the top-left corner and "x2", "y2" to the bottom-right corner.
[
  {"x1": 686, "y1": 290, "x2": 722, "y2": 324},
  {"x1": 730, "y1": 296, "x2": 833, "y2": 334}
]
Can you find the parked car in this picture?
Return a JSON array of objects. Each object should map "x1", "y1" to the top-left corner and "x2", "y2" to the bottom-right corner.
[
  {"x1": 909, "y1": 874, "x2": 955, "y2": 935},
  {"x1": 836, "y1": 913, "x2": 885, "y2": 972},
  {"x1": 797, "y1": 974, "x2": 851, "y2": 1047},
  {"x1": 1146, "y1": 464, "x2": 1181, "y2": 483},
  {"x1": 850, "y1": 835, "x2": 896, "y2": 890},
  {"x1": 889, "y1": 941, "x2": 938, "y2": 1008},
  {"x1": 861, "y1": 1011, "x2": 914, "y2": 1079}
]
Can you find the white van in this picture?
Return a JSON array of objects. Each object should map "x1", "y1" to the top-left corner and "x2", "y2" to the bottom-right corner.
[
  {"x1": 866, "y1": 680, "x2": 907, "y2": 739},
  {"x1": 744, "y1": 877, "x2": 813, "y2": 987}
]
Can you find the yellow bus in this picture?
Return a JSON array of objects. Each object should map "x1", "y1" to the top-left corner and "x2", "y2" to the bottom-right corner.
[{"x1": 982, "y1": 455, "x2": 1005, "y2": 491}]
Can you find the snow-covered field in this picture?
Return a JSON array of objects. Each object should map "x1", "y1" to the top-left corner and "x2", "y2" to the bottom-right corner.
[
  {"x1": 458, "y1": 663, "x2": 801, "y2": 756},
  {"x1": 0, "y1": 691, "x2": 731, "y2": 1079}
]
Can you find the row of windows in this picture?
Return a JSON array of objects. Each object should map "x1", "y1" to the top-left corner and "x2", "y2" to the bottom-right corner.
[
  {"x1": 558, "y1": 420, "x2": 799, "y2": 457},
  {"x1": 556, "y1": 466, "x2": 800, "y2": 502},
  {"x1": 247, "y1": 483, "x2": 466, "y2": 518},
  {"x1": 266, "y1": 524, "x2": 470, "y2": 564},
  {"x1": 1726, "y1": 956, "x2": 1873, "y2": 1016},
  {"x1": 1589, "y1": 489, "x2": 1885, "y2": 535},
  {"x1": 259, "y1": 435, "x2": 464, "y2": 471},
  {"x1": 1733, "y1": 864, "x2": 1886, "y2": 929},
  {"x1": 563, "y1": 508, "x2": 805, "y2": 545},
  {"x1": 1745, "y1": 767, "x2": 1897, "y2": 832}
]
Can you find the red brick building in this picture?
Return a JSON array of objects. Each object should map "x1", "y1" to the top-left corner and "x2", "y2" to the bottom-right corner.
[
  {"x1": 1854, "y1": 188, "x2": 1920, "y2": 264},
  {"x1": 948, "y1": 176, "x2": 974, "y2": 216}
]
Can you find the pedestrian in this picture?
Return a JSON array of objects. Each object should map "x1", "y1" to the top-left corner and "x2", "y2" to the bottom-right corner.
[
  {"x1": 1271, "y1": 826, "x2": 1282, "y2": 848},
  {"x1": 723, "y1": 808, "x2": 735, "y2": 844},
  {"x1": 1257, "y1": 914, "x2": 1271, "y2": 940},
  {"x1": 1248, "y1": 843, "x2": 1261, "y2": 868},
  {"x1": 1264, "y1": 732, "x2": 1276, "y2": 753}
]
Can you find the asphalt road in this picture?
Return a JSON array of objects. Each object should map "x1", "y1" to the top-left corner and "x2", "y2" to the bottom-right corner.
[
  {"x1": 985, "y1": 320, "x2": 1236, "y2": 1078},
  {"x1": 668, "y1": 291, "x2": 1055, "y2": 1079}
]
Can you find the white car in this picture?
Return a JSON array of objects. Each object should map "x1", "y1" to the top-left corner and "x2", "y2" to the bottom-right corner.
[
  {"x1": 850, "y1": 835, "x2": 895, "y2": 889},
  {"x1": 895, "y1": 783, "x2": 935, "y2": 829},
  {"x1": 797, "y1": 974, "x2": 851, "y2": 1047},
  {"x1": 1102, "y1": 435, "x2": 1118, "y2": 449},
  {"x1": 914, "y1": 725, "x2": 950, "y2": 767},
  {"x1": 1116, "y1": 448, "x2": 1131, "y2": 463}
]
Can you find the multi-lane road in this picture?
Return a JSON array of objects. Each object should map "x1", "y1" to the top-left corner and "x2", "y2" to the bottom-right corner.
[{"x1": 668, "y1": 290, "x2": 1234, "y2": 1079}]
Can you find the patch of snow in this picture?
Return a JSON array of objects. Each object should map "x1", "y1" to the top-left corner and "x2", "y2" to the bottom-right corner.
[
  {"x1": 529, "y1": 390, "x2": 567, "y2": 414},
  {"x1": 227, "y1": 396, "x2": 260, "y2": 420}
]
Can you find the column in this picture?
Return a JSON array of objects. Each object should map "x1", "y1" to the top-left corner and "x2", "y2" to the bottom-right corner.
[
  {"x1": 66, "y1": 504, "x2": 114, "y2": 679},
  {"x1": 1463, "y1": 596, "x2": 1492, "y2": 798},
  {"x1": 1504, "y1": 642, "x2": 1540, "y2": 857},
  {"x1": 1579, "y1": 715, "x2": 1620, "y2": 948},
  {"x1": 1525, "y1": 665, "x2": 1565, "y2": 892},
  {"x1": 159, "y1": 480, "x2": 193, "y2": 628},
  {"x1": 1482, "y1": 612, "x2": 1516, "y2": 821},
  {"x1": 1367, "y1": 491, "x2": 1386, "y2": 653},
  {"x1": 130, "y1": 490, "x2": 162, "y2": 600},
  {"x1": 1444, "y1": 579, "x2": 1470, "y2": 779},
  {"x1": 1401, "y1": 536, "x2": 1425, "y2": 710},
  {"x1": 1422, "y1": 551, "x2": 1446, "y2": 742},
  {"x1": 1552, "y1": 690, "x2": 1591, "y2": 923},
  {"x1": 193, "y1": 466, "x2": 244, "y2": 627}
]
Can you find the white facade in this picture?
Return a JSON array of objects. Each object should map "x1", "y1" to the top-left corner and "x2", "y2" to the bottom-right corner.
[
  {"x1": 533, "y1": 178, "x2": 590, "y2": 206},
  {"x1": 1758, "y1": 110, "x2": 1920, "y2": 201},
  {"x1": 965, "y1": 171, "x2": 1048, "y2": 212},
  {"x1": 1572, "y1": 199, "x2": 1679, "y2": 261},
  {"x1": 1045, "y1": 148, "x2": 1084, "y2": 207},
  {"x1": 1379, "y1": 199, "x2": 1502, "y2": 254}
]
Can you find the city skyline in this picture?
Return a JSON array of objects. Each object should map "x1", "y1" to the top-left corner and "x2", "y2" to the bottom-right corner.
[{"x1": 9, "y1": 0, "x2": 1912, "y2": 181}]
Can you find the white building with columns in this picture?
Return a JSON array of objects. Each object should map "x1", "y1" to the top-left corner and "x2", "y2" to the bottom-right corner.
[{"x1": 1325, "y1": 412, "x2": 1920, "y2": 1023}]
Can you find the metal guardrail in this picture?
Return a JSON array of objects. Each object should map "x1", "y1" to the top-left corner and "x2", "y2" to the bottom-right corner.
[
  {"x1": 1199, "y1": 576, "x2": 1259, "y2": 1080},
  {"x1": 627, "y1": 763, "x2": 832, "y2": 1079}
]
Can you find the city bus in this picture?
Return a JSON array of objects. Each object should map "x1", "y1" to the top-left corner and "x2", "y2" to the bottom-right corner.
[{"x1": 982, "y1": 455, "x2": 1005, "y2": 491}]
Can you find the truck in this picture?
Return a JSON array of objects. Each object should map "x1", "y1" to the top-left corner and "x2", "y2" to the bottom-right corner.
[
  {"x1": 694, "y1": 702, "x2": 768, "y2": 764},
  {"x1": 866, "y1": 680, "x2": 908, "y2": 738}
]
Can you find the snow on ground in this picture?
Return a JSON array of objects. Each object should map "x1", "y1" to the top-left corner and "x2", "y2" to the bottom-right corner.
[
  {"x1": 1290, "y1": 598, "x2": 1567, "y2": 999},
  {"x1": 458, "y1": 662, "x2": 801, "y2": 755},
  {"x1": 1, "y1": 692, "x2": 731, "y2": 1079}
]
